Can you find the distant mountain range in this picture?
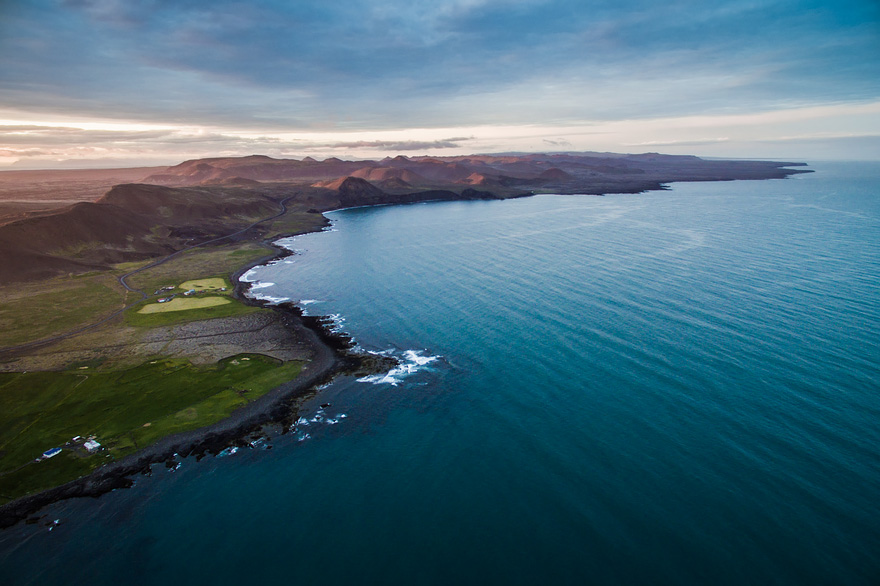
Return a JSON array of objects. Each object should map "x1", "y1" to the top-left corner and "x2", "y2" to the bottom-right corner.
[
  {"x1": 143, "y1": 152, "x2": 809, "y2": 193},
  {"x1": 0, "y1": 152, "x2": 810, "y2": 283}
]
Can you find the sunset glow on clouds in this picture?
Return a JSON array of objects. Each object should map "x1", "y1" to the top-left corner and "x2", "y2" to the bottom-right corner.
[{"x1": 1, "y1": 0, "x2": 878, "y2": 168}]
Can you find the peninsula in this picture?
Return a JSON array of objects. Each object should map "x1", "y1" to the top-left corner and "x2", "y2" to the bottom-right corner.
[{"x1": 0, "y1": 152, "x2": 810, "y2": 527}]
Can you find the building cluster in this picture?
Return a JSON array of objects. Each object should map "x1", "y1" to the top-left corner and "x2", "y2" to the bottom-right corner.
[{"x1": 37, "y1": 435, "x2": 102, "y2": 462}]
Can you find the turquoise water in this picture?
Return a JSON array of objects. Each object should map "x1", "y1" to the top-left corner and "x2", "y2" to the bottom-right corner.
[{"x1": 2, "y1": 162, "x2": 880, "y2": 584}]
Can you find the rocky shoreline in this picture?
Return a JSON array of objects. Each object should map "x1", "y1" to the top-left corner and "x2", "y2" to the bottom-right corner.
[{"x1": 0, "y1": 229, "x2": 395, "y2": 529}]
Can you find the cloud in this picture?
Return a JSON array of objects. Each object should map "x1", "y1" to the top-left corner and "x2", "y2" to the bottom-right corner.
[
  {"x1": 326, "y1": 137, "x2": 473, "y2": 150},
  {"x1": 0, "y1": 1, "x2": 878, "y2": 167},
  {"x1": 0, "y1": 123, "x2": 480, "y2": 166},
  {"x1": 625, "y1": 138, "x2": 731, "y2": 147},
  {"x1": 2, "y1": 98, "x2": 879, "y2": 168},
  {"x1": 1, "y1": 0, "x2": 877, "y2": 132}
]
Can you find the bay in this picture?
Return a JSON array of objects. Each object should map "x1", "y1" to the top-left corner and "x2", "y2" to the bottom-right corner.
[{"x1": 2, "y1": 161, "x2": 879, "y2": 585}]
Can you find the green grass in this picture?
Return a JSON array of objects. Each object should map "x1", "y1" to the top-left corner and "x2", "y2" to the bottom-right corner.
[
  {"x1": 0, "y1": 243, "x2": 266, "y2": 349},
  {"x1": 0, "y1": 226, "x2": 312, "y2": 502},
  {"x1": 0, "y1": 354, "x2": 303, "y2": 504},
  {"x1": 124, "y1": 242, "x2": 268, "y2": 297},
  {"x1": 263, "y1": 209, "x2": 329, "y2": 240},
  {"x1": 0, "y1": 238, "x2": 283, "y2": 348},
  {"x1": 124, "y1": 296, "x2": 260, "y2": 327},
  {"x1": 0, "y1": 275, "x2": 126, "y2": 348},
  {"x1": 178, "y1": 277, "x2": 228, "y2": 291},
  {"x1": 138, "y1": 296, "x2": 231, "y2": 314}
]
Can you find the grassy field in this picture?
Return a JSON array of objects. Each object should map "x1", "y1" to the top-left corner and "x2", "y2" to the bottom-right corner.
[
  {"x1": 124, "y1": 296, "x2": 260, "y2": 327},
  {"x1": 263, "y1": 206, "x2": 329, "y2": 241},
  {"x1": 123, "y1": 242, "x2": 269, "y2": 304},
  {"x1": 0, "y1": 243, "x2": 271, "y2": 350},
  {"x1": 0, "y1": 273, "x2": 127, "y2": 348},
  {"x1": 0, "y1": 354, "x2": 303, "y2": 504},
  {"x1": 179, "y1": 277, "x2": 228, "y2": 291},
  {"x1": 138, "y1": 296, "x2": 231, "y2": 314},
  {"x1": 0, "y1": 209, "x2": 326, "y2": 505},
  {"x1": 0, "y1": 242, "x2": 271, "y2": 351}
]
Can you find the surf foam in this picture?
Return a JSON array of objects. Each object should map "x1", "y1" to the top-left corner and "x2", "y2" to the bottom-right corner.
[
  {"x1": 239, "y1": 268, "x2": 259, "y2": 283},
  {"x1": 357, "y1": 349, "x2": 440, "y2": 386}
]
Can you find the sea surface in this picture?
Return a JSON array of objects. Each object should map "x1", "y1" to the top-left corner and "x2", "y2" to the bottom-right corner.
[{"x1": 2, "y1": 161, "x2": 880, "y2": 585}]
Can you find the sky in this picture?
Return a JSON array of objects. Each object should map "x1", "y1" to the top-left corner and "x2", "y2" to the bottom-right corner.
[{"x1": 0, "y1": 0, "x2": 878, "y2": 168}]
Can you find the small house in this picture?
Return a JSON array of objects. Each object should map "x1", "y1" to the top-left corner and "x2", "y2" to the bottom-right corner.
[
  {"x1": 84, "y1": 440, "x2": 101, "y2": 453},
  {"x1": 42, "y1": 447, "x2": 62, "y2": 459}
]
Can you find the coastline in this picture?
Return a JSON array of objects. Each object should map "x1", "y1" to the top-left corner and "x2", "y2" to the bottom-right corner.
[
  {"x1": 0, "y1": 168, "x2": 809, "y2": 528},
  {"x1": 0, "y1": 224, "x2": 379, "y2": 529}
]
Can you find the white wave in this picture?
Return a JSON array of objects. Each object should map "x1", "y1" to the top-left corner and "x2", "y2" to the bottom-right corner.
[
  {"x1": 249, "y1": 292, "x2": 290, "y2": 305},
  {"x1": 323, "y1": 313, "x2": 345, "y2": 331},
  {"x1": 274, "y1": 238, "x2": 297, "y2": 251},
  {"x1": 239, "y1": 268, "x2": 259, "y2": 283},
  {"x1": 297, "y1": 432, "x2": 311, "y2": 442},
  {"x1": 241, "y1": 279, "x2": 290, "y2": 304},
  {"x1": 357, "y1": 349, "x2": 440, "y2": 386},
  {"x1": 298, "y1": 300, "x2": 322, "y2": 315},
  {"x1": 403, "y1": 349, "x2": 439, "y2": 367},
  {"x1": 217, "y1": 446, "x2": 239, "y2": 457}
]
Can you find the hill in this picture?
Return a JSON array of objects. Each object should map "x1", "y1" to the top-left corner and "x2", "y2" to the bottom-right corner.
[
  {"x1": 0, "y1": 184, "x2": 278, "y2": 284},
  {"x1": 0, "y1": 166, "x2": 167, "y2": 226}
]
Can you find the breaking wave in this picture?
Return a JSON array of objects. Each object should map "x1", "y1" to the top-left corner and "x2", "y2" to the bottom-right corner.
[
  {"x1": 239, "y1": 268, "x2": 259, "y2": 283},
  {"x1": 249, "y1": 292, "x2": 291, "y2": 305},
  {"x1": 357, "y1": 349, "x2": 440, "y2": 386},
  {"x1": 289, "y1": 407, "x2": 349, "y2": 442}
]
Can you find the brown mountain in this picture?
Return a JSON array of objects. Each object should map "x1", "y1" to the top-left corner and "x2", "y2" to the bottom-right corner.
[
  {"x1": 538, "y1": 168, "x2": 573, "y2": 181},
  {"x1": 144, "y1": 155, "x2": 367, "y2": 186},
  {"x1": 350, "y1": 167, "x2": 428, "y2": 185},
  {"x1": 0, "y1": 183, "x2": 277, "y2": 284},
  {"x1": 458, "y1": 173, "x2": 504, "y2": 186},
  {"x1": 144, "y1": 153, "x2": 809, "y2": 193},
  {"x1": 378, "y1": 177, "x2": 413, "y2": 190}
]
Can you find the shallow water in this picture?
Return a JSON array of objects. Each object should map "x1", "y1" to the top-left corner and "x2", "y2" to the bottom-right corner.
[{"x1": 2, "y1": 162, "x2": 879, "y2": 585}]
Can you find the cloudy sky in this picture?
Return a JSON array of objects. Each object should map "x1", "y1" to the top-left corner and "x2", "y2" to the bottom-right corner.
[{"x1": 1, "y1": 0, "x2": 878, "y2": 168}]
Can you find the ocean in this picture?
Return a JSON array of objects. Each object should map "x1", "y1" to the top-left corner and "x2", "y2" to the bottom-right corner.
[{"x1": 2, "y1": 161, "x2": 879, "y2": 585}]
